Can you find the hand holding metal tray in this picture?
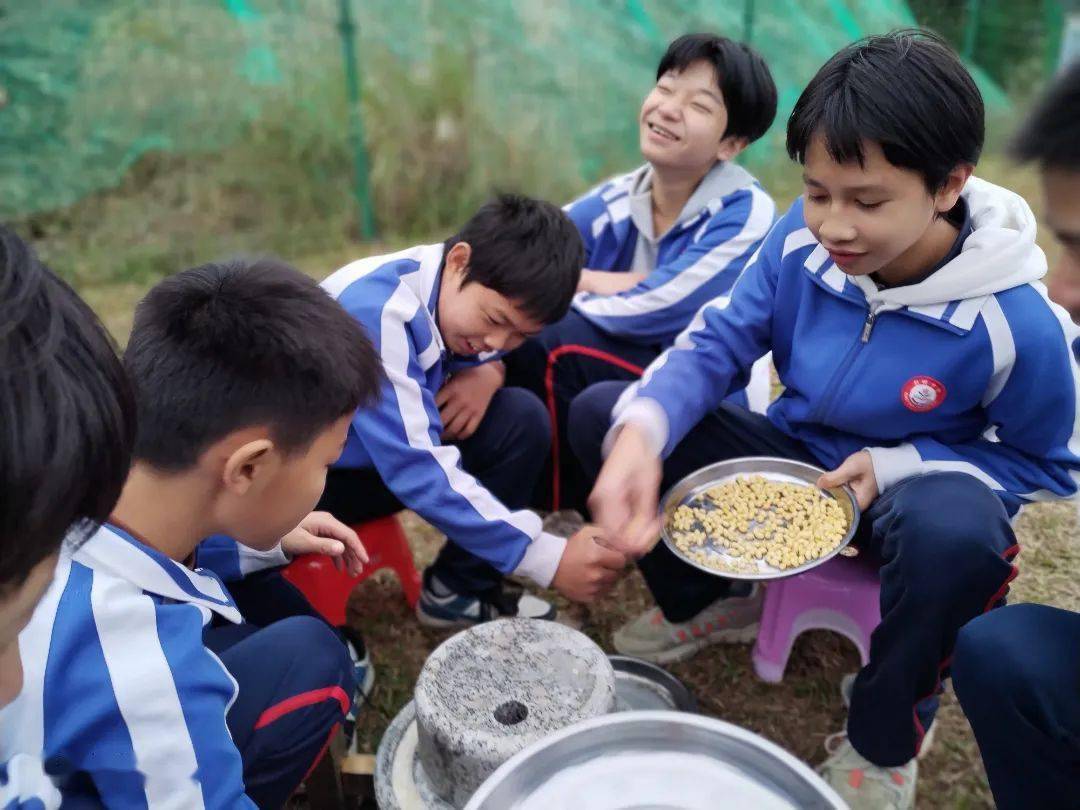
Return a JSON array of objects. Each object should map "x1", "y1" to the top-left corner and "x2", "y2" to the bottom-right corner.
[{"x1": 659, "y1": 457, "x2": 861, "y2": 580}]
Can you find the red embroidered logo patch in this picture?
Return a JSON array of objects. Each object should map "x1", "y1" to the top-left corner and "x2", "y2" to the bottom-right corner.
[{"x1": 901, "y1": 376, "x2": 946, "y2": 413}]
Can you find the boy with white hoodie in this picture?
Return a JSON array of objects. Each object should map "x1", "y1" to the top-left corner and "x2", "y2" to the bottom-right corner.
[
  {"x1": 571, "y1": 31, "x2": 1080, "y2": 810},
  {"x1": 494, "y1": 33, "x2": 780, "y2": 513}
]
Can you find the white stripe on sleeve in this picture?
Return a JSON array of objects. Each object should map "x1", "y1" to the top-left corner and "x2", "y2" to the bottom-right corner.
[
  {"x1": 91, "y1": 576, "x2": 206, "y2": 810},
  {"x1": 980, "y1": 295, "x2": 1016, "y2": 407},
  {"x1": 380, "y1": 283, "x2": 543, "y2": 539}
]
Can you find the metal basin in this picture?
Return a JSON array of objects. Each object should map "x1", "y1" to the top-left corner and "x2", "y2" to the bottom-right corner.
[{"x1": 464, "y1": 711, "x2": 846, "y2": 809}]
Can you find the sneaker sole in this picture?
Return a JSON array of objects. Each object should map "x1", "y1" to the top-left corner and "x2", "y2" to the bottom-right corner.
[
  {"x1": 415, "y1": 604, "x2": 558, "y2": 629},
  {"x1": 615, "y1": 622, "x2": 760, "y2": 665},
  {"x1": 917, "y1": 721, "x2": 936, "y2": 760},
  {"x1": 415, "y1": 603, "x2": 479, "y2": 630},
  {"x1": 358, "y1": 662, "x2": 376, "y2": 700},
  {"x1": 344, "y1": 663, "x2": 376, "y2": 756}
]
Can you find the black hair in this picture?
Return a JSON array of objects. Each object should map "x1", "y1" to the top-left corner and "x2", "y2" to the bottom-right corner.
[
  {"x1": 656, "y1": 32, "x2": 778, "y2": 143},
  {"x1": 787, "y1": 29, "x2": 984, "y2": 192},
  {"x1": 124, "y1": 258, "x2": 381, "y2": 471},
  {"x1": 1011, "y1": 60, "x2": 1080, "y2": 170},
  {"x1": 0, "y1": 226, "x2": 135, "y2": 588},
  {"x1": 446, "y1": 194, "x2": 584, "y2": 325}
]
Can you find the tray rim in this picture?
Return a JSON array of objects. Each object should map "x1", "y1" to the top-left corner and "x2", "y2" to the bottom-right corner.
[
  {"x1": 463, "y1": 710, "x2": 847, "y2": 809},
  {"x1": 659, "y1": 456, "x2": 861, "y2": 581},
  {"x1": 608, "y1": 654, "x2": 697, "y2": 712}
]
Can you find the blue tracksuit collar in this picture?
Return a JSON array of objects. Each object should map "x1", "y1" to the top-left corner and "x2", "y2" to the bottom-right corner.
[
  {"x1": 808, "y1": 244, "x2": 981, "y2": 336},
  {"x1": 77, "y1": 523, "x2": 242, "y2": 623},
  {"x1": 792, "y1": 231, "x2": 983, "y2": 337}
]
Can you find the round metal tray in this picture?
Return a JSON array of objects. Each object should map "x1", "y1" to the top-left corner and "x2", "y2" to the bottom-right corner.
[
  {"x1": 609, "y1": 655, "x2": 696, "y2": 712},
  {"x1": 463, "y1": 711, "x2": 846, "y2": 809},
  {"x1": 660, "y1": 456, "x2": 860, "y2": 581}
]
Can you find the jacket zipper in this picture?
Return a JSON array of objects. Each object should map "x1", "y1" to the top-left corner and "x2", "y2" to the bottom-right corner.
[
  {"x1": 861, "y1": 309, "x2": 877, "y2": 343},
  {"x1": 810, "y1": 305, "x2": 881, "y2": 423}
]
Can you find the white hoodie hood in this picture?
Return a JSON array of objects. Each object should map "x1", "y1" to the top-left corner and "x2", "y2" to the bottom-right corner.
[{"x1": 850, "y1": 176, "x2": 1048, "y2": 310}]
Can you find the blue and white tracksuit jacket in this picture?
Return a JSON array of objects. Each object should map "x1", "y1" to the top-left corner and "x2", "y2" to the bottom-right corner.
[
  {"x1": 611, "y1": 178, "x2": 1080, "y2": 515},
  {"x1": 566, "y1": 161, "x2": 776, "y2": 411},
  {"x1": 322, "y1": 246, "x2": 566, "y2": 587},
  {"x1": 194, "y1": 535, "x2": 289, "y2": 583},
  {"x1": 0, "y1": 754, "x2": 60, "y2": 809},
  {"x1": 0, "y1": 525, "x2": 258, "y2": 809}
]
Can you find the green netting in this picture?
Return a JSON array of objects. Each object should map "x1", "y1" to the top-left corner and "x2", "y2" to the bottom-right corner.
[{"x1": 0, "y1": 0, "x2": 1014, "y2": 223}]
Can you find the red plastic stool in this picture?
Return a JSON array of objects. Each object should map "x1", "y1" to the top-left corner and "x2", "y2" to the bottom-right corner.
[{"x1": 282, "y1": 514, "x2": 421, "y2": 626}]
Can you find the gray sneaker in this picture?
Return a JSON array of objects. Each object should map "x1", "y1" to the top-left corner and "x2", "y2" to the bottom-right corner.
[
  {"x1": 612, "y1": 585, "x2": 763, "y2": 664},
  {"x1": 819, "y1": 734, "x2": 916, "y2": 810}
]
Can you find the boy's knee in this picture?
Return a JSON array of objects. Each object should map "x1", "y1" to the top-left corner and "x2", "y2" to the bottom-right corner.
[
  {"x1": 892, "y1": 472, "x2": 1005, "y2": 531},
  {"x1": 494, "y1": 386, "x2": 551, "y2": 451},
  {"x1": 888, "y1": 473, "x2": 1012, "y2": 589},
  {"x1": 271, "y1": 617, "x2": 356, "y2": 695},
  {"x1": 567, "y1": 381, "x2": 631, "y2": 465},
  {"x1": 953, "y1": 606, "x2": 1041, "y2": 703}
]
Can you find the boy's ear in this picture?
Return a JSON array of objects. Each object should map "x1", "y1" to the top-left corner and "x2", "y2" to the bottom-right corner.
[
  {"x1": 221, "y1": 438, "x2": 276, "y2": 495},
  {"x1": 716, "y1": 135, "x2": 750, "y2": 163},
  {"x1": 446, "y1": 241, "x2": 473, "y2": 282},
  {"x1": 935, "y1": 163, "x2": 975, "y2": 213}
]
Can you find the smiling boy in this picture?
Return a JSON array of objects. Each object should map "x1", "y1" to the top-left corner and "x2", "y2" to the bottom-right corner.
[
  {"x1": 317, "y1": 194, "x2": 625, "y2": 628},
  {"x1": 498, "y1": 33, "x2": 778, "y2": 513}
]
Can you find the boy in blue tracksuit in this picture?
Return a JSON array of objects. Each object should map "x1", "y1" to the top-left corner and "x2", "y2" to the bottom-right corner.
[
  {"x1": 951, "y1": 61, "x2": 1080, "y2": 810},
  {"x1": 0, "y1": 227, "x2": 134, "y2": 809},
  {"x1": 503, "y1": 33, "x2": 779, "y2": 512},
  {"x1": 572, "y1": 32, "x2": 1080, "y2": 809},
  {"x1": 316, "y1": 194, "x2": 626, "y2": 628},
  {"x1": 0, "y1": 259, "x2": 383, "y2": 808}
]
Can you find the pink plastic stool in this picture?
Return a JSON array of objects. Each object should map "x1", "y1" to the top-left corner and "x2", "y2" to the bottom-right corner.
[
  {"x1": 752, "y1": 554, "x2": 881, "y2": 683},
  {"x1": 282, "y1": 514, "x2": 421, "y2": 626}
]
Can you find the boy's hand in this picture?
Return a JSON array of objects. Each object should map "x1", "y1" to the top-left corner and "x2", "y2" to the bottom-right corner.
[
  {"x1": 587, "y1": 424, "x2": 664, "y2": 558},
  {"x1": 578, "y1": 269, "x2": 647, "y2": 296},
  {"x1": 437, "y1": 361, "x2": 505, "y2": 441},
  {"x1": 551, "y1": 525, "x2": 627, "y2": 603},
  {"x1": 818, "y1": 450, "x2": 879, "y2": 511},
  {"x1": 282, "y1": 511, "x2": 370, "y2": 577}
]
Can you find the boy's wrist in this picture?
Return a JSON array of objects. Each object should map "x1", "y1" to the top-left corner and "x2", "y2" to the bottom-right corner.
[
  {"x1": 485, "y1": 358, "x2": 507, "y2": 385},
  {"x1": 864, "y1": 443, "x2": 922, "y2": 492},
  {"x1": 577, "y1": 269, "x2": 595, "y2": 294},
  {"x1": 242, "y1": 541, "x2": 291, "y2": 567},
  {"x1": 604, "y1": 397, "x2": 669, "y2": 459},
  {"x1": 512, "y1": 531, "x2": 568, "y2": 588}
]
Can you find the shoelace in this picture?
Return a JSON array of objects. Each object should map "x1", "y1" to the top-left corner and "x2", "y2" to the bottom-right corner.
[{"x1": 823, "y1": 731, "x2": 848, "y2": 755}]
